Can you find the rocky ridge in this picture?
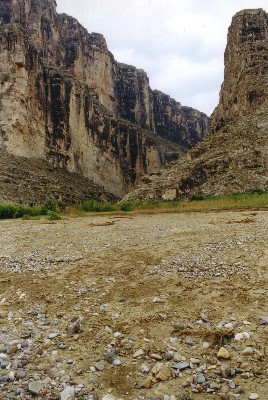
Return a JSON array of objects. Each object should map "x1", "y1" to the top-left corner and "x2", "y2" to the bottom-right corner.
[
  {"x1": 124, "y1": 9, "x2": 268, "y2": 201},
  {"x1": 0, "y1": 0, "x2": 209, "y2": 201}
]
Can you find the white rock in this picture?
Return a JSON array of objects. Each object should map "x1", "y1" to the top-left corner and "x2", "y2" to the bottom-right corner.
[
  {"x1": 102, "y1": 395, "x2": 116, "y2": 400},
  {"x1": 112, "y1": 359, "x2": 122, "y2": 366},
  {"x1": 242, "y1": 347, "x2": 254, "y2": 356},
  {"x1": 224, "y1": 322, "x2": 234, "y2": 328},
  {"x1": 249, "y1": 394, "x2": 259, "y2": 400},
  {"x1": 234, "y1": 332, "x2": 250, "y2": 341},
  {"x1": 141, "y1": 364, "x2": 150, "y2": 373},
  {"x1": 153, "y1": 297, "x2": 162, "y2": 303},
  {"x1": 133, "y1": 349, "x2": 145, "y2": 358},
  {"x1": 48, "y1": 332, "x2": 59, "y2": 339}
]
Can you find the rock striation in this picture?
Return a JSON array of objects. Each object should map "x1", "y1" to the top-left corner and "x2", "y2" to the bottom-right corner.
[
  {"x1": 0, "y1": 0, "x2": 209, "y2": 201},
  {"x1": 124, "y1": 8, "x2": 268, "y2": 201}
]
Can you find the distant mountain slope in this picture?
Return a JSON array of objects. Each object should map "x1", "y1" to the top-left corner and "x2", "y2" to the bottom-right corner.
[{"x1": 124, "y1": 9, "x2": 268, "y2": 201}]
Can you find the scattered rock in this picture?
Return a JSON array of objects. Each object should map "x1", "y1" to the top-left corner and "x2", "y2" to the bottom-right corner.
[
  {"x1": 248, "y1": 394, "x2": 259, "y2": 400},
  {"x1": 133, "y1": 349, "x2": 145, "y2": 358},
  {"x1": 217, "y1": 347, "x2": 231, "y2": 359},
  {"x1": 28, "y1": 381, "x2": 44, "y2": 395},
  {"x1": 221, "y1": 363, "x2": 231, "y2": 378},
  {"x1": 61, "y1": 386, "x2": 75, "y2": 400},
  {"x1": 259, "y1": 316, "x2": 268, "y2": 325},
  {"x1": 242, "y1": 347, "x2": 254, "y2": 356}
]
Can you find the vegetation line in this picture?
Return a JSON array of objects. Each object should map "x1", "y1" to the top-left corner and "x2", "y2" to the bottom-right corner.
[{"x1": 0, "y1": 189, "x2": 268, "y2": 220}]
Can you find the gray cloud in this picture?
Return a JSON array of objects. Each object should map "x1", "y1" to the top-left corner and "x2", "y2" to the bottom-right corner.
[{"x1": 56, "y1": 0, "x2": 268, "y2": 116}]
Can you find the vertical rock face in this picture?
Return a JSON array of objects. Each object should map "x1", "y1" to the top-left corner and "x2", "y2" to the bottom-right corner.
[
  {"x1": 212, "y1": 9, "x2": 268, "y2": 132},
  {"x1": 125, "y1": 8, "x2": 268, "y2": 201},
  {"x1": 0, "y1": 0, "x2": 209, "y2": 198}
]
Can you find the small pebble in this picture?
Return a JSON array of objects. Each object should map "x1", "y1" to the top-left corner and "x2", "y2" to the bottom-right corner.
[{"x1": 248, "y1": 394, "x2": 259, "y2": 400}]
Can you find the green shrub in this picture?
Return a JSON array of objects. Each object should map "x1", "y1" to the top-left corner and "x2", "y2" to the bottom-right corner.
[
  {"x1": 249, "y1": 188, "x2": 266, "y2": 195},
  {"x1": 40, "y1": 200, "x2": 58, "y2": 215},
  {"x1": 0, "y1": 204, "x2": 42, "y2": 219},
  {"x1": 46, "y1": 210, "x2": 61, "y2": 220},
  {"x1": 119, "y1": 202, "x2": 134, "y2": 212}
]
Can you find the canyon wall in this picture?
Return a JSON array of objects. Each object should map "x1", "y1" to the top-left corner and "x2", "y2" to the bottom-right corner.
[
  {"x1": 212, "y1": 8, "x2": 268, "y2": 132},
  {"x1": 125, "y1": 9, "x2": 268, "y2": 201},
  {"x1": 0, "y1": 0, "x2": 209, "y2": 198}
]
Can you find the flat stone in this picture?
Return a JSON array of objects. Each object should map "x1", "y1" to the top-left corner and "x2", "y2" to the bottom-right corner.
[
  {"x1": 173, "y1": 322, "x2": 186, "y2": 330},
  {"x1": 133, "y1": 349, "x2": 145, "y2": 358},
  {"x1": 48, "y1": 332, "x2": 59, "y2": 339},
  {"x1": 200, "y1": 312, "x2": 209, "y2": 322},
  {"x1": 0, "y1": 360, "x2": 9, "y2": 369},
  {"x1": 29, "y1": 381, "x2": 44, "y2": 395},
  {"x1": 95, "y1": 360, "x2": 105, "y2": 371},
  {"x1": 220, "y1": 363, "x2": 231, "y2": 378},
  {"x1": 190, "y1": 357, "x2": 200, "y2": 364},
  {"x1": 152, "y1": 363, "x2": 171, "y2": 381},
  {"x1": 194, "y1": 373, "x2": 206, "y2": 384},
  {"x1": 172, "y1": 362, "x2": 190, "y2": 370},
  {"x1": 248, "y1": 394, "x2": 259, "y2": 400},
  {"x1": 228, "y1": 380, "x2": 235, "y2": 389},
  {"x1": 210, "y1": 381, "x2": 221, "y2": 390},
  {"x1": 151, "y1": 353, "x2": 163, "y2": 360},
  {"x1": 61, "y1": 386, "x2": 75, "y2": 400},
  {"x1": 217, "y1": 347, "x2": 231, "y2": 359},
  {"x1": 259, "y1": 316, "x2": 268, "y2": 325},
  {"x1": 242, "y1": 347, "x2": 254, "y2": 356},
  {"x1": 185, "y1": 336, "x2": 196, "y2": 346},
  {"x1": 102, "y1": 395, "x2": 116, "y2": 400},
  {"x1": 15, "y1": 369, "x2": 27, "y2": 380},
  {"x1": 112, "y1": 358, "x2": 122, "y2": 366}
]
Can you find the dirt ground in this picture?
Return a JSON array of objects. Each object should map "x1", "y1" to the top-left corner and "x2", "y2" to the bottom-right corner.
[{"x1": 0, "y1": 210, "x2": 268, "y2": 399}]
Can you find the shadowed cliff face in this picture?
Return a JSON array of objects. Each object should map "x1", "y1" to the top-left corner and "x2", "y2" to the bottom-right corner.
[
  {"x1": 124, "y1": 9, "x2": 268, "y2": 201},
  {"x1": 0, "y1": 0, "x2": 209, "y2": 198}
]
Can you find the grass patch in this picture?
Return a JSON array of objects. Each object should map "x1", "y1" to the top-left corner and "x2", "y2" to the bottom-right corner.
[{"x1": 1, "y1": 190, "x2": 268, "y2": 220}]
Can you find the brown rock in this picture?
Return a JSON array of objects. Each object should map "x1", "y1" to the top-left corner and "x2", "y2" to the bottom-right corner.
[
  {"x1": 152, "y1": 362, "x2": 172, "y2": 381},
  {"x1": 217, "y1": 347, "x2": 231, "y2": 360},
  {"x1": 220, "y1": 363, "x2": 231, "y2": 378}
]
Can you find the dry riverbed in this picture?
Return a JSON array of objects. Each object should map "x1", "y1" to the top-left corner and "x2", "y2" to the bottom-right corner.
[{"x1": 0, "y1": 210, "x2": 268, "y2": 400}]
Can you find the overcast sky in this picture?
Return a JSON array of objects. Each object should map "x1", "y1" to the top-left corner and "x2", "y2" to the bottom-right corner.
[{"x1": 56, "y1": 1, "x2": 267, "y2": 116}]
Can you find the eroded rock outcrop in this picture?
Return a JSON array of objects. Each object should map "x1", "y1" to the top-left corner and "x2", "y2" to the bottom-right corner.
[
  {"x1": 124, "y1": 9, "x2": 268, "y2": 201},
  {"x1": 0, "y1": 0, "x2": 209, "y2": 200}
]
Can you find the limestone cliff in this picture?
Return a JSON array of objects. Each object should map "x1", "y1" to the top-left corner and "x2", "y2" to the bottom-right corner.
[
  {"x1": 124, "y1": 9, "x2": 268, "y2": 201},
  {"x1": 0, "y1": 0, "x2": 209, "y2": 201}
]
